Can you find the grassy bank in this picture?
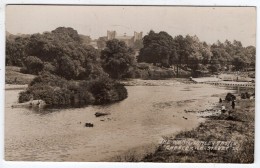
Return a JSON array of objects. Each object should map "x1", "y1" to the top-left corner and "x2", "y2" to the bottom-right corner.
[
  {"x1": 5, "y1": 66, "x2": 36, "y2": 85},
  {"x1": 141, "y1": 97, "x2": 254, "y2": 163}
]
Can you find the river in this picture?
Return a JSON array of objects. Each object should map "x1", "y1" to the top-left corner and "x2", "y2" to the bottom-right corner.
[{"x1": 5, "y1": 82, "x2": 232, "y2": 161}]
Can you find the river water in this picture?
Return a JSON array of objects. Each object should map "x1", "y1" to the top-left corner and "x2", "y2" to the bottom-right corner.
[{"x1": 5, "y1": 82, "x2": 232, "y2": 161}]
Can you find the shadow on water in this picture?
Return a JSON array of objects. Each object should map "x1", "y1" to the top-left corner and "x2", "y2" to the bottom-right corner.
[{"x1": 24, "y1": 105, "x2": 61, "y2": 115}]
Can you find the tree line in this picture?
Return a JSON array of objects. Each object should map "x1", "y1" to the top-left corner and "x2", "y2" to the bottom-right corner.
[
  {"x1": 138, "y1": 30, "x2": 255, "y2": 77},
  {"x1": 6, "y1": 28, "x2": 256, "y2": 80},
  {"x1": 6, "y1": 27, "x2": 136, "y2": 80}
]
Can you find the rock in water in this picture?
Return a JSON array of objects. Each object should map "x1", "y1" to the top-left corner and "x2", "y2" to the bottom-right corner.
[
  {"x1": 95, "y1": 112, "x2": 110, "y2": 117},
  {"x1": 85, "y1": 123, "x2": 94, "y2": 127}
]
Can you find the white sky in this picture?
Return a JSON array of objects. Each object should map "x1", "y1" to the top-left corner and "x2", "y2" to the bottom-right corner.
[{"x1": 6, "y1": 5, "x2": 256, "y2": 47}]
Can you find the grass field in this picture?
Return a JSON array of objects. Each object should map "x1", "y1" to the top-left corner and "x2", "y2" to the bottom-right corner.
[{"x1": 5, "y1": 66, "x2": 36, "y2": 85}]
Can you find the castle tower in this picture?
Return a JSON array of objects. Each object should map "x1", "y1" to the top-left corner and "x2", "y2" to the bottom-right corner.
[
  {"x1": 107, "y1": 31, "x2": 116, "y2": 40},
  {"x1": 134, "y1": 31, "x2": 143, "y2": 42}
]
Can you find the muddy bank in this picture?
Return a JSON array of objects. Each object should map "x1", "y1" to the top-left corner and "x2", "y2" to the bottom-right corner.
[{"x1": 140, "y1": 98, "x2": 254, "y2": 163}]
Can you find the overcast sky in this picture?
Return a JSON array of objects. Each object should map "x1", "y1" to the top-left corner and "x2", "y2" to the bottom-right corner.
[{"x1": 6, "y1": 5, "x2": 256, "y2": 47}]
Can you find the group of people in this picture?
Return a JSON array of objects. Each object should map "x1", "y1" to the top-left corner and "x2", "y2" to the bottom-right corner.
[{"x1": 219, "y1": 98, "x2": 236, "y2": 114}]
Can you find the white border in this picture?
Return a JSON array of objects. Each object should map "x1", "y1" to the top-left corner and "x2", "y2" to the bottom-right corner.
[{"x1": 0, "y1": 0, "x2": 259, "y2": 168}]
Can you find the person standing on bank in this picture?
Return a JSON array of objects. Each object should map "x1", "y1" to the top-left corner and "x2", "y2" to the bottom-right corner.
[{"x1": 232, "y1": 100, "x2": 236, "y2": 109}]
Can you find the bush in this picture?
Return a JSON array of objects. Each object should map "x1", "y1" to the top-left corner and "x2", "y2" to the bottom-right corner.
[
  {"x1": 68, "y1": 83, "x2": 95, "y2": 107},
  {"x1": 87, "y1": 76, "x2": 128, "y2": 104},
  {"x1": 28, "y1": 83, "x2": 55, "y2": 104},
  {"x1": 29, "y1": 71, "x2": 68, "y2": 88},
  {"x1": 18, "y1": 91, "x2": 32, "y2": 103},
  {"x1": 241, "y1": 92, "x2": 251, "y2": 99},
  {"x1": 18, "y1": 73, "x2": 126, "y2": 107},
  {"x1": 225, "y1": 93, "x2": 236, "y2": 101}
]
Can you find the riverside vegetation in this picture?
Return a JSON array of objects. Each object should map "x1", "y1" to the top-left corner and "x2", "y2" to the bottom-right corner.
[
  {"x1": 6, "y1": 27, "x2": 256, "y2": 107},
  {"x1": 18, "y1": 72, "x2": 127, "y2": 106},
  {"x1": 7, "y1": 27, "x2": 132, "y2": 107},
  {"x1": 5, "y1": 27, "x2": 256, "y2": 163}
]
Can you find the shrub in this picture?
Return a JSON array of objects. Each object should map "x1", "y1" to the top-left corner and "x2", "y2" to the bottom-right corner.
[
  {"x1": 68, "y1": 83, "x2": 95, "y2": 106},
  {"x1": 87, "y1": 76, "x2": 128, "y2": 104},
  {"x1": 19, "y1": 73, "x2": 125, "y2": 107},
  {"x1": 28, "y1": 83, "x2": 54, "y2": 104},
  {"x1": 225, "y1": 93, "x2": 236, "y2": 101},
  {"x1": 241, "y1": 92, "x2": 251, "y2": 99},
  {"x1": 19, "y1": 73, "x2": 128, "y2": 107},
  {"x1": 29, "y1": 71, "x2": 68, "y2": 87},
  {"x1": 113, "y1": 83, "x2": 128, "y2": 101},
  {"x1": 18, "y1": 91, "x2": 31, "y2": 103}
]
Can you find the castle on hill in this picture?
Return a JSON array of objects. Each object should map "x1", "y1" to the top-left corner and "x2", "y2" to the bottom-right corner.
[
  {"x1": 88, "y1": 31, "x2": 143, "y2": 50},
  {"x1": 107, "y1": 31, "x2": 143, "y2": 46}
]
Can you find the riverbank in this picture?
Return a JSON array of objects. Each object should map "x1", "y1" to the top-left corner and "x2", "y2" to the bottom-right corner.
[
  {"x1": 5, "y1": 84, "x2": 28, "y2": 90},
  {"x1": 120, "y1": 78, "x2": 194, "y2": 86},
  {"x1": 140, "y1": 97, "x2": 254, "y2": 163}
]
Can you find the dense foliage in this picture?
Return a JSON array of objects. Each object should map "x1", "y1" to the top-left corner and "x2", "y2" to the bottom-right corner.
[
  {"x1": 6, "y1": 27, "x2": 104, "y2": 80},
  {"x1": 101, "y1": 39, "x2": 135, "y2": 79},
  {"x1": 138, "y1": 31, "x2": 176, "y2": 67},
  {"x1": 6, "y1": 27, "x2": 129, "y2": 107},
  {"x1": 19, "y1": 72, "x2": 127, "y2": 106},
  {"x1": 21, "y1": 56, "x2": 44, "y2": 75},
  {"x1": 138, "y1": 30, "x2": 256, "y2": 77},
  {"x1": 7, "y1": 28, "x2": 255, "y2": 79}
]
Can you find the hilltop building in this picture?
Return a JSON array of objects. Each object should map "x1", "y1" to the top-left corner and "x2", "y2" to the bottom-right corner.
[
  {"x1": 89, "y1": 31, "x2": 143, "y2": 50},
  {"x1": 107, "y1": 31, "x2": 143, "y2": 46}
]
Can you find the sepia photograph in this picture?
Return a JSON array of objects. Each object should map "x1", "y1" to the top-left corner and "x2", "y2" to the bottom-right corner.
[{"x1": 4, "y1": 5, "x2": 256, "y2": 163}]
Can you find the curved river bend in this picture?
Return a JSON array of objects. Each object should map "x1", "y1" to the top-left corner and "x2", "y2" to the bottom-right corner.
[{"x1": 5, "y1": 83, "x2": 232, "y2": 161}]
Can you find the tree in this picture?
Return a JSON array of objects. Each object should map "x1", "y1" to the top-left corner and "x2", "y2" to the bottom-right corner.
[
  {"x1": 138, "y1": 30, "x2": 176, "y2": 67},
  {"x1": 11, "y1": 27, "x2": 103, "y2": 80},
  {"x1": 208, "y1": 64, "x2": 221, "y2": 74},
  {"x1": 101, "y1": 39, "x2": 135, "y2": 79},
  {"x1": 173, "y1": 35, "x2": 212, "y2": 77},
  {"x1": 97, "y1": 37, "x2": 107, "y2": 49},
  {"x1": 23, "y1": 56, "x2": 44, "y2": 75},
  {"x1": 232, "y1": 55, "x2": 248, "y2": 71},
  {"x1": 54, "y1": 55, "x2": 84, "y2": 80},
  {"x1": 245, "y1": 46, "x2": 256, "y2": 68},
  {"x1": 6, "y1": 36, "x2": 30, "y2": 66}
]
